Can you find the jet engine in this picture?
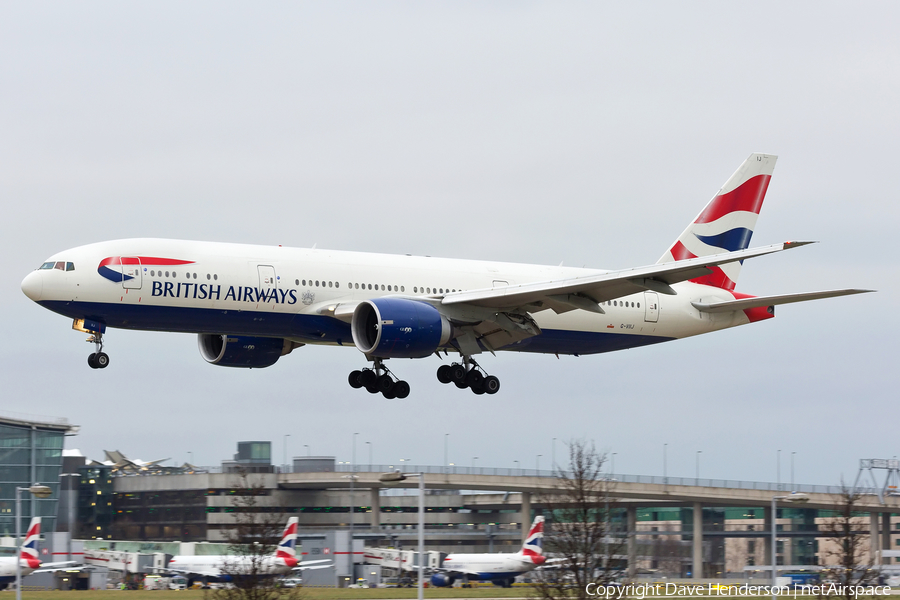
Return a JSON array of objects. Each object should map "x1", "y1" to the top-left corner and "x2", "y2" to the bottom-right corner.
[
  {"x1": 351, "y1": 298, "x2": 452, "y2": 358},
  {"x1": 430, "y1": 573, "x2": 455, "y2": 587},
  {"x1": 197, "y1": 334, "x2": 301, "y2": 368}
]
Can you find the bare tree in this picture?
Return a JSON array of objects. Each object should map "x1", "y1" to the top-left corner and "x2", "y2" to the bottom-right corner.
[
  {"x1": 818, "y1": 487, "x2": 880, "y2": 600},
  {"x1": 533, "y1": 440, "x2": 623, "y2": 600},
  {"x1": 206, "y1": 472, "x2": 303, "y2": 600}
]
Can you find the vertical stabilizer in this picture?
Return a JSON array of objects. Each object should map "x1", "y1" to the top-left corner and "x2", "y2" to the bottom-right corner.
[
  {"x1": 274, "y1": 517, "x2": 299, "y2": 567},
  {"x1": 519, "y1": 516, "x2": 545, "y2": 565},
  {"x1": 20, "y1": 517, "x2": 41, "y2": 569},
  {"x1": 658, "y1": 153, "x2": 777, "y2": 290}
]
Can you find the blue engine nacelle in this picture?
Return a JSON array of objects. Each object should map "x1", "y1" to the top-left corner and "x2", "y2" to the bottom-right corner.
[
  {"x1": 430, "y1": 573, "x2": 455, "y2": 587},
  {"x1": 197, "y1": 334, "x2": 299, "y2": 368},
  {"x1": 351, "y1": 298, "x2": 452, "y2": 358}
]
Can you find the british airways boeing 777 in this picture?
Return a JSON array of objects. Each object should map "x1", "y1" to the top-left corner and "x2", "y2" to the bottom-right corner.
[{"x1": 21, "y1": 154, "x2": 870, "y2": 397}]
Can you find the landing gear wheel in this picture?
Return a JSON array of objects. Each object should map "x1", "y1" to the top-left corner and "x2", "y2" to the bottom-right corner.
[
  {"x1": 348, "y1": 370, "x2": 363, "y2": 389},
  {"x1": 376, "y1": 374, "x2": 394, "y2": 394},
  {"x1": 436, "y1": 364, "x2": 452, "y2": 384},
  {"x1": 394, "y1": 380, "x2": 410, "y2": 399},
  {"x1": 365, "y1": 383, "x2": 380, "y2": 394},
  {"x1": 359, "y1": 369, "x2": 377, "y2": 387},
  {"x1": 95, "y1": 352, "x2": 110, "y2": 368},
  {"x1": 454, "y1": 379, "x2": 468, "y2": 389},
  {"x1": 382, "y1": 386, "x2": 397, "y2": 400},
  {"x1": 471, "y1": 381, "x2": 486, "y2": 395},
  {"x1": 450, "y1": 364, "x2": 466, "y2": 384},
  {"x1": 483, "y1": 375, "x2": 500, "y2": 395},
  {"x1": 88, "y1": 353, "x2": 98, "y2": 369},
  {"x1": 465, "y1": 369, "x2": 484, "y2": 388}
]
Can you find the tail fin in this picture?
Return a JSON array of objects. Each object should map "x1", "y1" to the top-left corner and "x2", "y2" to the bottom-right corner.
[
  {"x1": 20, "y1": 517, "x2": 41, "y2": 569},
  {"x1": 520, "y1": 516, "x2": 545, "y2": 565},
  {"x1": 274, "y1": 517, "x2": 299, "y2": 567},
  {"x1": 658, "y1": 153, "x2": 777, "y2": 290}
]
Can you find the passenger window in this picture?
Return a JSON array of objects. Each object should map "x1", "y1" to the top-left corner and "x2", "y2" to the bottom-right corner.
[
  {"x1": 637, "y1": 302, "x2": 641, "y2": 308},
  {"x1": 368, "y1": 284, "x2": 372, "y2": 290},
  {"x1": 414, "y1": 287, "x2": 418, "y2": 293},
  {"x1": 401, "y1": 286, "x2": 405, "y2": 292},
  {"x1": 150, "y1": 270, "x2": 155, "y2": 276},
  {"x1": 387, "y1": 285, "x2": 392, "y2": 292},
  {"x1": 355, "y1": 283, "x2": 359, "y2": 289},
  {"x1": 165, "y1": 271, "x2": 170, "y2": 277},
  {"x1": 315, "y1": 281, "x2": 319, "y2": 287},
  {"x1": 427, "y1": 288, "x2": 431, "y2": 294},
  {"x1": 193, "y1": 273, "x2": 198, "y2": 279},
  {"x1": 335, "y1": 282, "x2": 339, "y2": 288},
  {"x1": 214, "y1": 274, "x2": 218, "y2": 281},
  {"x1": 329, "y1": 281, "x2": 333, "y2": 287},
  {"x1": 66, "y1": 262, "x2": 75, "y2": 271},
  {"x1": 381, "y1": 284, "x2": 385, "y2": 291}
]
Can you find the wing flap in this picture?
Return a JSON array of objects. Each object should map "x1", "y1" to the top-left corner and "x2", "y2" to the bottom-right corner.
[{"x1": 692, "y1": 289, "x2": 873, "y2": 313}]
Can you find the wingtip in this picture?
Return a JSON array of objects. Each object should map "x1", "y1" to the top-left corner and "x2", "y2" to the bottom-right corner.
[{"x1": 782, "y1": 240, "x2": 817, "y2": 249}]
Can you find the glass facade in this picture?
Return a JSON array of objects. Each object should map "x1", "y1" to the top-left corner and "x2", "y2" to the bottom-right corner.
[{"x1": 0, "y1": 419, "x2": 71, "y2": 537}]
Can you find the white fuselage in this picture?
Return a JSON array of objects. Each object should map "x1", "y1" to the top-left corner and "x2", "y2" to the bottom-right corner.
[
  {"x1": 22, "y1": 238, "x2": 751, "y2": 356},
  {"x1": 167, "y1": 554, "x2": 292, "y2": 579},
  {"x1": 442, "y1": 552, "x2": 537, "y2": 580}
]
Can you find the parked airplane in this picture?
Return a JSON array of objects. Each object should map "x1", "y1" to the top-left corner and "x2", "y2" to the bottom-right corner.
[
  {"x1": 165, "y1": 517, "x2": 330, "y2": 583},
  {"x1": 21, "y1": 154, "x2": 870, "y2": 397},
  {"x1": 0, "y1": 518, "x2": 82, "y2": 590},
  {"x1": 0, "y1": 518, "x2": 42, "y2": 590},
  {"x1": 431, "y1": 515, "x2": 549, "y2": 588},
  {"x1": 89, "y1": 450, "x2": 171, "y2": 475}
]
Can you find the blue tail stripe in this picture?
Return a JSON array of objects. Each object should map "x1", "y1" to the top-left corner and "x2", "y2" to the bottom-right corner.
[{"x1": 694, "y1": 228, "x2": 753, "y2": 253}]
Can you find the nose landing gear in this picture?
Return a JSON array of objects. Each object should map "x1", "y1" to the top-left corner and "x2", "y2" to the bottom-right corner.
[
  {"x1": 348, "y1": 358, "x2": 410, "y2": 399},
  {"x1": 436, "y1": 357, "x2": 499, "y2": 395},
  {"x1": 86, "y1": 332, "x2": 109, "y2": 369}
]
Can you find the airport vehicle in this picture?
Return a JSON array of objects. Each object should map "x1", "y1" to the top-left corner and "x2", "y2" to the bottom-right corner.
[
  {"x1": 0, "y1": 518, "x2": 42, "y2": 590},
  {"x1": 430, "y1": 515, "x2": 548, "y2": 588},
  {"x1": 21, "y1": 154, "x2": 870, "y2": 397},
  {"x1": 165, "y1": 518, "x2": 329, "y2": 583}
]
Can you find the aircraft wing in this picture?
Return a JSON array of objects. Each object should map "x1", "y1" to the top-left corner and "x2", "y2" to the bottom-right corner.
[
  {"x1": 442, "y1": 241, "x2": 811, "y2": 312},
  {"x1": 293, "y1": 561, "x2": 333, "y2": 571},
  {"x1": 33, "y1": 563, "x2": 89, "y2": 573},
  {"x1": 165, "y1": 566, "x2": 222, "y2": 578},
  {"x1": 691, "y1": 289, "x2": 873, "y2": 313}
]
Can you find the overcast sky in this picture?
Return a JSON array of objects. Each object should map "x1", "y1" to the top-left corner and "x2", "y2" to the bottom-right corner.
[{"x1": 2, "y1": 2, "x2": 896, "y2": 488}]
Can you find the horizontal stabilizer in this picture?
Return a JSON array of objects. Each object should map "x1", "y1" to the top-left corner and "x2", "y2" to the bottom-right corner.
[{"x1": 691, "y1": 289, "x2": 874, "y2": 313}]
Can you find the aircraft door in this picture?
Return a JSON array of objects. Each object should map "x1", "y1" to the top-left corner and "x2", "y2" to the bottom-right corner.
[
  {"x1": 258, "y1": 265, "x2": 278, "y2": 294},
  {"x1": 643, "y1": 291, "x2": 659, "y2": 323},
  {"x1": 122, "y1": 257, "x2": 142, "y2": 290}
]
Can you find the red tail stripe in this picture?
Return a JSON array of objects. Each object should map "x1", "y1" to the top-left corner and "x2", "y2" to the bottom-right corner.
[{"x1": 694, "y1": 175, "x2": 771, "y2": 224}]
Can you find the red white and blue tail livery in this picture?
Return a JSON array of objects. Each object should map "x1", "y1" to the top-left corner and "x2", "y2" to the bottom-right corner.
[{"x1": 21, "y1": 153, "x2": 872, "y2": 397}]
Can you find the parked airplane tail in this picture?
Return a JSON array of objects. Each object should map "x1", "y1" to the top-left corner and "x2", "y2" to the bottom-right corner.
[
  {"x1": 274, "y1": 517, "x2": 299, "y2": 567},
  {"x1": 20, "y1": 517, "x2": 41, "y2": 568},
  {"x1": 519, "y1": 516, "x2": 545, "y2": 565},
  {"x1": 658, "y1": 153, "x2": 777, "y2": 291}
]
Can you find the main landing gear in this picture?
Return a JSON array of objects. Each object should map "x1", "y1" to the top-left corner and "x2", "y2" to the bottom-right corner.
[
  {"x1": 86, "y1": 331, "x2": 109, "y2": 369},
  {"x1": 348, "y1": 358, "x2": 410, "y2": 399},
  {"x1": 436, "y1": 357, "x2": 499, "y2": 395}
]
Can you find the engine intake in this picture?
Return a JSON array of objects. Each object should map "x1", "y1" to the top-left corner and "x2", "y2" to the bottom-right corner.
[
  {"x1": 197, "y1": 334, "x2": 300, "y2": 368},
  {"x1": 351, "y1": 298, "x2": 451, "y2": 358}
]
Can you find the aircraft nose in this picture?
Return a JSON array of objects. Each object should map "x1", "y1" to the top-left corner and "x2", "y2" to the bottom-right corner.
[{"x1": 21, "y1": 271, "x2": 43, "y2": 301}]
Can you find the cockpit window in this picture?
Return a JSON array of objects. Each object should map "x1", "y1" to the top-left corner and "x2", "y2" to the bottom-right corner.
[
  {"x1": 54, "y1": 261, "x2": 65, "y2": 270},
  {"x1": 66, "y1": 262, "x2": 75, "y2": 271},
  {"x1": 39, "y1": 262, "x2": 55, "y2": 270}
]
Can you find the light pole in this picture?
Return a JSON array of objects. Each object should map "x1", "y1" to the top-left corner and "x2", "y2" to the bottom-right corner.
[
  {"x1": 663, "y1": 443, "x2": 668, "y2": 485},
  {"x1": 611, "y1": 452, "x2": 617, "y2": 477},
  {"x1": 380, "y1": 471, "x2": 425, "y2": 600},
  {"x1": 791, "y1": 452, "x2": 796, "y2": 490},
  {"x1": 552, "y1": 438, "x2": 557, "y2": 470},
  {"x1": 444, "y1": 434, "x2": 449, "y2": 475},
  {"x1": 472, "y1": 456, "x2": 478, "y2": 470},
  {"x1": 771, "y1": 492, "x2": 808, "y2": 597},
  {"x1": 283, "y1": 434, "x2": 290, "y2": 473},
  {"x1": 696, "y1": 450, "x2": 702, "y2": 485},
  {"x1": 188, "y1": 451, "x2": 193, "y2": 465},
  {"x1": 777, "y1": 449, "x2": 781, "y2": 490},
  {"x1": 350, "y1": 432, "x2": 359, "y2": 577},
  {"x1": 514, "y1": 460, "x2": 520, "y2": 474},
  {"x1": 303, "y1": 444, "x2": 310, "y2": 457},
  {"x1": 536, "y1": 454, "x2": 542, "y2": 473},
  {"x1": 16, "y1": 484, "x2": 52, "y2": 600}
]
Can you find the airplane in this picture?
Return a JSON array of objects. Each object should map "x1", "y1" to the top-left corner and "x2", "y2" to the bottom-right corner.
[
  {"x1": 430, "y1": 515, "x2": 549, "y2": 588},
  {"x1": 165, "y1": 517, "x2": 330, "y2": 583},
  {"x1": 20, "y1": 153, "x2": 871, "y2": 398},
  {"x1": 0, "y1": 518, "x2": 42, "y2": 590},
  {"x1": 0, "y1": 518, "x2": 83, "y2": 590}
]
